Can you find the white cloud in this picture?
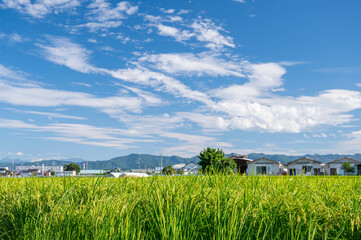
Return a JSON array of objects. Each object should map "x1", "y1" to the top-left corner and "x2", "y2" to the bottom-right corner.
[
  {"x1": 144, "y1": 14, "x2": 182, "y2": 23},
  {"x1": 150, "y1": 18, "x2": 235, "y2": 50},
  {"x1": 75, "y1": 21, "x2": 122, "y2": 32},
  {"x1": 139, "y1": 52, "x2": 244, "y2": 77},
  {"x1": 5, "y1": 108, "x2": 87, "y2": 120},
  {"x1": 109, "y1": 67, "x2": 211, "y2": 104},
  {"x1": 35, "y1": 37, "x2": 361, "y2": 135},
  {"x1": 71, "y1": 82, "x2": 92, "y2": 87},
  {"x1": 0, "y1": 80, "x2": 160, "y2": 115},
  {"x1": 74, "y1": 0, "x2": 138, "y2": 31},
  {"x1": 233, "y1": 0, "x2": 246, "y2": 3},
  {"x1": 37, "y1": 37, "x2": 210, "y2": 104},
  {"x1": 8, "y1": 151, "x2": 24, "y2": 156},
  {"x1": 180, "y1": 62, "x2": 361, "y2": 133},
  {"x1": 88, "y1": 0, "x2": 138, "y2": 22},
  {"x1": 339, "y1": 131, "x2": 361, "y2": 153},
  {"x1": 191, "y1": 19, "x2": 235, "y2": 49},
  {"x1": 0, "y1": 118, "x2": 156, "y2": 149},
  {"x1": 0, "y1": 0, "x2": 80, "y2": 18},
  {"x1": 156, "y1": 24, "x2": 193, "y2": 41},
  {"x1": 0, "y1": 32, "x2": 27, "y2": 43},
  {"x1": 0, "y1": 64, "x2": 26, "y2": 81},
  {"x1": 38, "y1": 36, "x2": 103, "y2": 74}
]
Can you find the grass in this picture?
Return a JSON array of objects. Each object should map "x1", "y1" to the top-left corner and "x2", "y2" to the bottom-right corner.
[{"x1": 1, "y1": 175, "x2": 361, "y2": 239}]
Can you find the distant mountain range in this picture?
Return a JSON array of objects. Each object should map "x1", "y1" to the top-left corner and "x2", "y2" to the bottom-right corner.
[{"x1": 2, "y1": 153, "x2": 361, "y2": 170}]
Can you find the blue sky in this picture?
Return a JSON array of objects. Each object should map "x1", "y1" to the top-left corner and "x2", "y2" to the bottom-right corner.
[{"x1": 1, "y1": 0, "x2": 361, "y2": 161}]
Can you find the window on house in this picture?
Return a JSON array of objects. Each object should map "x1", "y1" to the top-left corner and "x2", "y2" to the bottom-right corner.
[
  {"x1": 256, "y1": 166, "x2": 267, "y2": 174},
  {"x1": 302, "y1": 166, "x2": 312, "y2": 173}
]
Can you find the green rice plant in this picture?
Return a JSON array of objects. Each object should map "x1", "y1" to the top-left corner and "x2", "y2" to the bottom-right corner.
[{"x1": 1, "y1": 175, "x2": 361, "y2": 239}]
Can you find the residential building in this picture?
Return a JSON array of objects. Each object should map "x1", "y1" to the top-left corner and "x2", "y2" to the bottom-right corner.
[
  {"x1": 18, "y1": 169, "x2": 42, "y2": 177},
  {"x1": 323, "y1": 157, "x2": 361, "y2": 175},
  {"x1": 247, "y1": 158, "x2": 283, "y2": 175},
  {"x1": 16, "y1": 165, "x2": 63, "y2": 172},
  {"x1": 229, "y1": 154, "x2": 253, "y2": 174},
  {"x1": 79, "y1": 170, "x2": 104, "y2": 175},
  {"x1": 182, "y1": 162, "x2": 199, "y2": 175},
  {"x1": 55, "y1": 171, "x2": 76, "y2": 177},
  {"x1": 107, "y1": 168, "x2": 123, "y2": 178},
  {"x1": 0, "y1": 167, "x2": 9, "y2": 175},
  {"x1": 286, "y1": 157, "x2": 322, "y2": 176}
]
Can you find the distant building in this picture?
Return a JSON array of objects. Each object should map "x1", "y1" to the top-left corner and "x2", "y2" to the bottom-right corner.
[
  {"x1": 323, "y1": 157, "x2": 361, "y2": 175},
  {"x1": 182, "y1": 162, "x2": 199, "y2": 175},
  {"x1": 55, "y1": 171, "x2": 76, "y2": 177},
  {"x1": 16, "y1": 165, "x2": 63, "y2": 172},
  {"x1": 247, "y1": 158, "x2": 283, "y2": 175},
  {"x1": 19, "y1": 169, "x2": 42, "y2": 177},
  {"x1": 79, "y1": 170, "x2": 104, "y2": 175},
  {"x1": 172, "y1": 164, "x2": 186, "y2": 170},
  {"x1": 229, "y1": 154, "x2": 253, "y2": 174},
  {"x1": 286, "y1": 158, "x2": 322, "y2": 176},
  {"x1": 0, "y1": 167, "x2": 9, "y2": 175},
  {"x1": 107, "y1": 168, "x2": 123, "y2": 178}
]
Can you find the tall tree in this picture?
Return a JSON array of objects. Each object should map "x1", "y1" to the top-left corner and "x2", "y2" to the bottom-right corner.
[
  {"x1": 198, "y1": 147, "x2": 225, "y2": 172},
  {"x1": 215, "y1": 158, "x2": 236, "y2": 174},
  {"x1": 342, "y1": 162, "x2": 354, "y2": 174},
  {"x1": 162, "y1": 166, "x2": 176, "y2": 175},
  {"x1": 64, "y1": 162, "x2": 81, "y2": 174}
]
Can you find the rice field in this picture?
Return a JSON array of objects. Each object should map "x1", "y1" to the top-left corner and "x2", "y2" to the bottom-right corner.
[{"x1": 1, "y1": 175, "x2": 361, "y2": 239}]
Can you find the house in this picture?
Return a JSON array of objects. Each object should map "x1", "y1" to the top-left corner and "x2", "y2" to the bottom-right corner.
[
  {"x1": 107, "y1": 168, "x2": 123, "y2": 178},
  {"x1": 0, "y1": 167, "x2": 9, "y2": 175},
  {"x1": 229, "y1": 154, "x2": 253, "y2": 174},
  {"x1": 181, "y1": 162, "x2": 199, "y2": 175},
  {"x1": 16, "y1": 165, "x2": 63, "y2": 172},
  {"x1": 55, "y1": 171, "x2": 76, "y2": 177},
  {"x1": 79, "y1": 170, "x2": 104, "y2": 175},
  {"x1": 19, "y1": 169, "x2": 42, "y2": 177},
  {"x1": 323, "y1": 157, "x2": 361, "y2": 175},
  {"x1": 286, "y1": 157, "x2": 322, "y2": 176},
  {"x1": 247, "y1": 158, "x2": 283, "y2": 175},
  {"x1": 172, "y1": 164, "x2": 186, "y2": 170}
]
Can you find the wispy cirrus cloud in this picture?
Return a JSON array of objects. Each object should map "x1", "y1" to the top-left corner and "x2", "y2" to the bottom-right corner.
[
  {"x1": 74, "y1": 0, "x2": 138, "y2": 32},
  {"x1": 0, "y1": 0, "x2": 80, "y2": 18},
  {"x1": 0, "y1": 80, "x2": 161, "y2": 115},
  {"x1": 139, "y1": 52, "x2": 244, "y2": 77},
  {"x1": 37, "y1": 36, "x2": 103, "y2": 74},
  {"x1": 4, "y1": 108, "x2": 87, "y2": 120}
]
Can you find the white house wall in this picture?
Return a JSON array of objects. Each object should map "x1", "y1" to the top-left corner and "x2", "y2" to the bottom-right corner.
[
  {"x1": 247, "y1": 162, "x2": 280, "y2": 175},
  {"x1": 287, "y1": 162, "x2": 322, "y2": 176}
]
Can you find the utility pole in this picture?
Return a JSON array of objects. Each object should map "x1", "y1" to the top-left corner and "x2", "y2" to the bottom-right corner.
[
  {"x1": 138, "y1": 156, "x2": 140, "y2": 171},
  {"x1": 12, "y1": 159, "x2": 14, "y2": 177},
  {"x1": 160, "y1": 154, "x2": 163, "y2": 175}
]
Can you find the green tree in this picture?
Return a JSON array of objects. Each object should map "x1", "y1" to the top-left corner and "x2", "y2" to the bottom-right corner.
[
  {"x1": 215, "y1": 158, "x2": 236, "y2": 174},
  {"x1": 64, "y1": 163, "x2": 81, "y2": 174},
  {"x1": 162, "y1": 166, "x2": 176, "y2": 175},
  {"x1": 198, "y1": 147, "x2": 225, "y2": 172},
  {"x1": 342, "y1": 162, "x2": 355, "y2": 174}
]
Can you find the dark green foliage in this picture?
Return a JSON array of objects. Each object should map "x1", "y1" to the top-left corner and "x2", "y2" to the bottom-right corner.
[
  {"x1": 198, "y1": 147, "x2": 225, "y2": 171},
  {"x1": 342, "y1": 162, "x2": 355, "y2": 173},
  {"x1": 162, "y1": 166, "x2": 176, "y2": 175},
  {"x1": 215, "y1": 158, "x2": 236, "y2": 173},
  {"x1": 63, "y1": 162, "x2": 81, "y2": 174}
]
